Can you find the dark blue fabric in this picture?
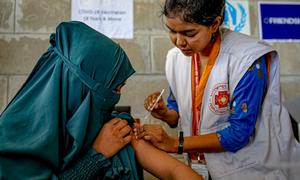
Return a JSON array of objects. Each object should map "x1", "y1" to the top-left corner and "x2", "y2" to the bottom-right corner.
[
  {"x1": 167, "y1": 88, "x2": 179, "y2": 112},
  {"x1": 217, "y1": 56, "x2": 268, "y2": 152},
  {"x1": 166, "y1": 88, "x2": 179, "y2": 128}
]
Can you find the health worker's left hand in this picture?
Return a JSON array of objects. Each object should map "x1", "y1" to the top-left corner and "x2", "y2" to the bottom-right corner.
[{"x1": 137, "y1": 124, "x2": 178, "y2": 153}]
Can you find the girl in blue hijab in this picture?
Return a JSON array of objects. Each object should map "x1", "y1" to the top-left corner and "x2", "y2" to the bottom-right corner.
[
  {"x1": 0, "y1": 21, "x2": 141, "y2": 180},
  {"x1": 0, "y1": 21, "x2": 203, "y2": 180}
]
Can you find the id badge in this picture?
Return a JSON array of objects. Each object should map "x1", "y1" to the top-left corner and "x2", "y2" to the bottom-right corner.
[{"x1": 190, "y1": 161, "x2": 209, "y2": 180}]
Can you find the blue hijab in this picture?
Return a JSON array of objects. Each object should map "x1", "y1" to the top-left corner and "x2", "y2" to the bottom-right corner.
[{"x1": 0, "y1": 21, "x2": 140, "y2": 179}]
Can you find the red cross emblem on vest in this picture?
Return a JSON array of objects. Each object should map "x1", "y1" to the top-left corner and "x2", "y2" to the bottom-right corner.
[
  {"x1": 209, "y1": 83, "x2": 230, "y2": 115},
  {"x1": 215, "y1": 91, "x2": 230, "y2": 108}
]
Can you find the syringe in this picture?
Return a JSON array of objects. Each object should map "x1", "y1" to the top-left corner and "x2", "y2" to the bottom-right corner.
[{"x1": 144, "y1": 88, "x2": 165, "y2": 121}]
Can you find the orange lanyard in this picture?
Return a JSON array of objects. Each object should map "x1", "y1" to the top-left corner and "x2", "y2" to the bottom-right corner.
[
  {"x1": 191, "y1": 35, "x2": 221, "y2": 135},
  {"x1": 191, "y1": 53, "x2": 201, "y2": 135}
]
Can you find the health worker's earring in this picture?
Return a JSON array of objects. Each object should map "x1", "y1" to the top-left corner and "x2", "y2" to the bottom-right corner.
[{"x1": 211, "y1": 32, "x2": 217, "y2": 43}]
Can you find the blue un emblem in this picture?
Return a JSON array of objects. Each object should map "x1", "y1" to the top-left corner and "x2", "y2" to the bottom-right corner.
[{"x1": 224, "y1": 1, "x2": 250, "y2": 35}]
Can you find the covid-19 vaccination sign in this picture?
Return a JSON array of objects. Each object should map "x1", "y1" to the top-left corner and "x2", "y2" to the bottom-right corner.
[
  {"x1": 223, "y1": 0, "x2": 251, "y2": 35},
  {"x1": 71, "y1": 0, "x2": 133, "y2": 39},
  {"x1": 258, "y1": 2, "x2": 300, "y2": 42}
]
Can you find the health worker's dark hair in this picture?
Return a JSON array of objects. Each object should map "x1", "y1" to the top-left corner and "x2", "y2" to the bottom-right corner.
[{"x1": 162, "y1": 0, "x2": 225, "y2": 26}]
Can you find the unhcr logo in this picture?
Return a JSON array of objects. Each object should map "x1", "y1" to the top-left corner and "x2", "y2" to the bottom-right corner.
[{"x1": 223, "y1": 1, "x2": 249, "y2": 34}]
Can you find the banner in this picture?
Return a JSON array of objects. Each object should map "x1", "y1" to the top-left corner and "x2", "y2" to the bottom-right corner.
[
  {"x1": 71, "y1": 0, "x2": 133, "y2": 39},
  {"x1": 224, "y1": 0, "x2": 251, "y2": 35},
  {"x1": 258, "y1": 2, "x2": 300, "y2": 42}
]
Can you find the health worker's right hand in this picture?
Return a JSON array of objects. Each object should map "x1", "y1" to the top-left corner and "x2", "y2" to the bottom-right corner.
[{"x1": 144, "y1": 91, "x2": 168, "y2": 120}]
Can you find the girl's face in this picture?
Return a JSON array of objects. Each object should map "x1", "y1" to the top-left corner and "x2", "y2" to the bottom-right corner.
[{"x1": 166, "y1": 16, "x2": 219, "y2": 56}]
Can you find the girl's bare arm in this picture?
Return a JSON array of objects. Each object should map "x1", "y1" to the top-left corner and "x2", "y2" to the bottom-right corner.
[{"x1": 131, "y1": 138, "x2": 203, "y2": 180}]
